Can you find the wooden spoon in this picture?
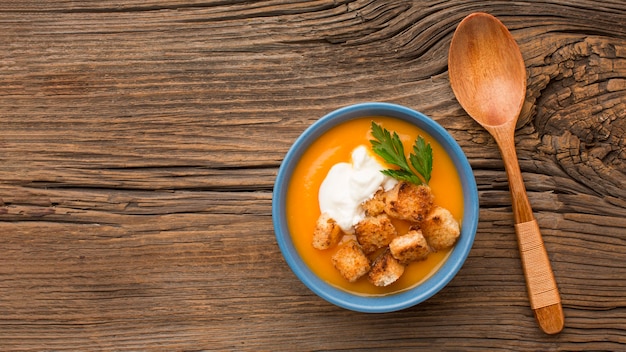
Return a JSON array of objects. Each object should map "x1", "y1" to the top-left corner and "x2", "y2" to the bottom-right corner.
[{"x1": 448, "y1": 12, "x2": 564, "y2": 334}]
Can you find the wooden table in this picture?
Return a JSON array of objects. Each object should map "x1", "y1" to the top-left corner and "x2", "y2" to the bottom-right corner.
[{"x1": 1, "y1": 1, "x2": 625, "y2": 350}]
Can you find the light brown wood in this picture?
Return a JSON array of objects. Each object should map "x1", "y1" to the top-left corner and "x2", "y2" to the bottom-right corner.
[
  {"x1": 449, "y1": 12, "x2": 563, "y2": 334},
  {"x1": 534, "y1": 303, "x2": 566, "y2": 335},
  {"x1": 1, "y1": 1, "x2": 625, "y2": 350}
]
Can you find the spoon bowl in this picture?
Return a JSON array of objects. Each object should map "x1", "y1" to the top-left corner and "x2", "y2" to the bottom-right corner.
[
  {"x1": 448, "y1": 14, "x2": 527, "y2": 127},
  {"x1": 448, "y1": 12, "x2": 564, "y2": 334}
]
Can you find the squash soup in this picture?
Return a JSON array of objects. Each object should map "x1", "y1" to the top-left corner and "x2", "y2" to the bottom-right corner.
[{"x1": 286, "y1": 116, "x2": 464, "y2": 295}]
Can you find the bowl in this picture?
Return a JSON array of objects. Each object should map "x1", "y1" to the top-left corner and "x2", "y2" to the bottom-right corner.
[{"x1": 272, "y1": 102, "x2": 478, "y2": 313}]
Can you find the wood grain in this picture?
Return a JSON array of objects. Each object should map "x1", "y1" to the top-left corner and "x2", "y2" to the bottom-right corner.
[{"x1": 1, "y1": 0, "x2": 625, "y2": 350}]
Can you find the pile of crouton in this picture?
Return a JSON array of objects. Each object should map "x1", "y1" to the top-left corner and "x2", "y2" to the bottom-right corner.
[{"x1": 312, "y1": 181, "x2": 461, "y2": 287}]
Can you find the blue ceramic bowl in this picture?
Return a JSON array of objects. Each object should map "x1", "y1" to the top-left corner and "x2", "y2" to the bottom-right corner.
[{"x1": 272, "y1": 102, "x2": 478, "y2": 313}]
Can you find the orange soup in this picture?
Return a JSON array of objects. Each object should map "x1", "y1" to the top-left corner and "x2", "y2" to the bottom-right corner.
[{"x1": 286, "y1": 116, "x2": 464, "y2": 295}]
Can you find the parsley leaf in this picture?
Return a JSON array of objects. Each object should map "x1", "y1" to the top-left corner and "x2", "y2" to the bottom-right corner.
[
  {"x1": 410, "y1": 135, "x2": 432, "y2": 184},
  {"x1": 369, "y1": 121, "x2": 433, "y2": 185}
]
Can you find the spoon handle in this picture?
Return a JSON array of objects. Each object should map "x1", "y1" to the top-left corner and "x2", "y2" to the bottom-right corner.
[
  {"x1": 491, "y1": 126, "x2": 564, "y2": 334},
  {"x1": 515, "y1": 219, "x2": 564, "y2": 334}
]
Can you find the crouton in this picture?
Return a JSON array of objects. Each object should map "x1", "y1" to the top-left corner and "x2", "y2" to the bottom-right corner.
[
  {"x1": 354, "y1": 214, "x2": 397, "y2": 254},
  {"x1": 421, "y1": 206, "x2": 461, "y2": 251},
  {"x1": 389, "y1": 228, "x2": 431, "y2": 265},
  {"x1": 384, "y1": 182, "x2": 434, "y2": 222},
  {"x1": 361, "y1": 189, "x2": 386, "y2": 217},
  {"x1": 368, "y1": 249, "x2": 405, "y2": 287},
  {"x1": 332, "y1": 240, "x2": 371, "y2": 282},
  {"x1": 312, "y1": 213, "x2": 343, "y2": 250}
]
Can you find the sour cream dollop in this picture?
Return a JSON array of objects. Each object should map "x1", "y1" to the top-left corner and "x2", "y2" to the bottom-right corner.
[{"x1": 318, "y1": 145, "x2": 398, "y2": 233}]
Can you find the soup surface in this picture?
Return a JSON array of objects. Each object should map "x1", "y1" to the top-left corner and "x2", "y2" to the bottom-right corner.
[{"x1": 286, "y1": 116, "x2": 464, "y2": 295}]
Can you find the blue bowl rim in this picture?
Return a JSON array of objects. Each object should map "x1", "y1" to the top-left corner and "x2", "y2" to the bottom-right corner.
[{"x1": 272, "y1": 102, "x2": 479, "y2": 313}]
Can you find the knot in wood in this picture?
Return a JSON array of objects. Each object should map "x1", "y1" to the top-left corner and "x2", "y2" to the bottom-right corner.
[{"x1": 530, "y1": 37, "x2": 625, "y2": 197}]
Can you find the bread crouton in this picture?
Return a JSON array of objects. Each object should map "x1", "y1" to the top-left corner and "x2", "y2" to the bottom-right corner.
[
  {"x1": 368, "y1": 249, "x2": 405, "y2": 287},
  {"x1": 384, "y1": 182, "x2": 434, "y2": 222},
  {"x1": 421, "y1": 206, "x2": 460, "y2": 251},
  {"x1": 312, "y1": 213, "x2": 343, "y2": 250},
  {"x1": 361, "y1": 189, "x2": 386, "y2": 217},
  {"x1": 389, "y1": 228, "x2": 431, "y2": 265},
  {"x1": 354, "y1": 214, "x2": 397, "y2": 254},
  {"x1": 332, "y1": 240, "x2": 371, "y2": 282}
]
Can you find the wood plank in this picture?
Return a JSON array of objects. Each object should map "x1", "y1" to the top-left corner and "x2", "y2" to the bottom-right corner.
[{"x1": 1, "y1": 0, "x2": 625, "y2": 350}]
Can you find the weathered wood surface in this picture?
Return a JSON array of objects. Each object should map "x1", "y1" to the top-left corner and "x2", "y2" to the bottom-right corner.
[{"x1": 1, "y1": 1, "x2": 625, "y2": 350}]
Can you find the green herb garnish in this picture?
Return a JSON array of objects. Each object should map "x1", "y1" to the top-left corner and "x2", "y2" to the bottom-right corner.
[{"x1": 369, "y1": 121, "x2": 433, "y2": 185}]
